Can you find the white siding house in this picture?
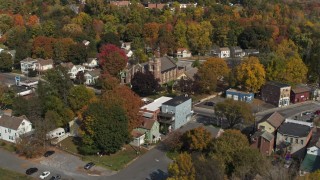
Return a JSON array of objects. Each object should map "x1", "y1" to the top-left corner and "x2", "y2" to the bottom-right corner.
[
  {"x1": 20, "y1": 58, "x2": 38, "y2": 74},
  {"x1": 84, "y1": 69, "x2": 101, "y2": 85},
  {"x1": 0, "y1": 115, "x2": 32, "y2": 143},
  {"x1": 176, "y1": 48, "x2": 192, "y2": 58}
]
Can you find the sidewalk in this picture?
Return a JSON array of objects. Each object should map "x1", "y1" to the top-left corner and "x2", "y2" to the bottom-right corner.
[{"x1": 256, "y1": 101, "x2": 315, "y2": 116}]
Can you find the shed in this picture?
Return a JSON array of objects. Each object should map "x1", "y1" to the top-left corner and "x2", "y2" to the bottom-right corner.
[{"x1": 226, "y1": 88, "x2": 254, "y2": 103}]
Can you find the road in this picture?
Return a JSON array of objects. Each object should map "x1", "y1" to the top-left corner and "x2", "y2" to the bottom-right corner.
[{"x1": 0, "y1": 73, "x2": 38, "y2": 85}]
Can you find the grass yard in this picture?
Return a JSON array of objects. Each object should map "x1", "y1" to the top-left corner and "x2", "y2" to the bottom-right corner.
[
  {"x1": 60, "y1": 137, "x2": 147, "y2": 171},
  {"x1": 0, "y1": 167, "x2": 34, "y2": 180},
  {"x1": 166, "y1": 150, "x2": 179, "y2": 160},
  {"x1": 83, "y1": 145, "x2": 146, "y2": 171},
  {"x1": 0, "y1": 140, "x2": 16, "y2": 152}
]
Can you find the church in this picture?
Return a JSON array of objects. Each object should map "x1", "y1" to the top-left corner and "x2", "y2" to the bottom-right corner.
[{"x1": 121, "y1": 50, "x2": 185, "y2": 85}]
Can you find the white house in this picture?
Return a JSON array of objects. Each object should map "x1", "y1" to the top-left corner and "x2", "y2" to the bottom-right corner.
[
  {"x1": 84, "y1": 69, "x2": 101, "y2": 85},
  {"x1": 20, "y1": 58, "x2": 38, "y2": 74},
  {"x1": 176, "y1": 48, "x2": 192, "y2": 58},
  {"x1": 83, "y1": 58, "x2": 98, "y2": 69},
  {"x1": 125, "y1": 50, "x2": 133, "y2": 58},
  {"x1": 0, "y1": 114, "x2": 33, "y2": 143},
  {"x1": 121, "y1": 42, "x2": 132, "y2": 51},
  {"x1": 46, "y1": 128, "x2": 65, "y2": 140},
  {"x1": 61, "y1": 63, "x2": 85, "y2": 79},
  {"x1": 36, "y1": 59, "x2": 53, "y2": 73},
  {"x1": 130, "y1": 129, "x2": 145, "y2": 147},
  {"x1": 219, "y1": 47, "x2": 230, "y2": 58}
]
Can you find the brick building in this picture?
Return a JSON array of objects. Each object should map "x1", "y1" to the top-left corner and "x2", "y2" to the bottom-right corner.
[
  {"x1": 290, "y1": 85, "x2": 311, "y2": 104},
  {"x1": 261, "y1": 81, "x2": 291, "y2": 107}
]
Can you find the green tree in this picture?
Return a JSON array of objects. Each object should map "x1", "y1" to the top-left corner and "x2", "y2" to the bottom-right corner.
[
  {"x1": 80, "y1": 102, "x2": 129, "y2": 154},
  {"x1": 214, "y1": 99, "x2": 254, "y2": 128},
  {"x1": 236, "y1": 57, "x2": 266, "y2": 92},
  {"x1": 174, "y1": 20, "x2": 188, "y2": 48},
  {"x1": 131, "y1": 71, "x2": 160, "y2": 96},
  {"x1": 0, "y1": 52, "x2": 13, "y2": 72},
  {"x1": 168, "y1": 152, "x2": 195, "y2": 180},
  {"x1": 68, "y1": 85, "x2": 95, "y2": 113},
  {"x1": 187, "y1": 21, "x2": 212, "y2": 54},
  {"x1": 192, "y1": 154, "x2": 225, "y2": 180}
]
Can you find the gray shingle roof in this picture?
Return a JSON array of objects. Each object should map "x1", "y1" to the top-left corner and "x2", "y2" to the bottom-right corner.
[
  {"x1": 278, "y1": 122, "x2": 312, "y2": 137},
  {"x1": 160, "y1": 57, "x2": 177, "y2": 73},
  {"x1": 260, "y1": 112, "x2": 285, "y2": 129},
  {"x1": 0, "y1": 115, "x2": 27, "y2": 130}
]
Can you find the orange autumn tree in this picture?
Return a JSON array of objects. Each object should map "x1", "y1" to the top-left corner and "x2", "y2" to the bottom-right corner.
[
  {"x1": 101, "y1": 85, "x2": 143, "y2": 131},
  {"x1": 14, "y1": 14, "x2": 24, "y2": 26},
  {"x1": 27, "y1": 15, "x2": 39, "y2": 27},
  {"x1": 32, "y1": 36, "x2": 56, "y2": 59}
]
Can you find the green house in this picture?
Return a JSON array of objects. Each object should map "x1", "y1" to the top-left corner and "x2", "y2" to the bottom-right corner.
[{"x1": 136, "y1": 119, "x2": 161, "y2": 144}]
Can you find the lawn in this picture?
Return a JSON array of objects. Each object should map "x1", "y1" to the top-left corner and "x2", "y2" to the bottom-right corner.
[
  {"x1": 0, "y1": 140, "x2": 16, "y2": 152},
  {"x1": 60, "y1": 137, "x2": 146, "y2": 171},
  {"x1": 166, "y1": 150, "x2": 179, "y2": 160},
  {"x1": 0, "y1": 167, "x2": 34, "y2": 180}
]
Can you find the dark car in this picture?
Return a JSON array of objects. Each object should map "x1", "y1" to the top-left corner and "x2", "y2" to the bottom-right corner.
[
  {"x1": 26, "y1": 167, "x2": 38, "y2": 175},
  {"x1": 49, "y1": 174, "x2": 61, "y2": 180},
  {"x1": 315, "y1": 110, "x2": 320, "y2": 115},
  {"x1": 44, "y1": 151, "x2": 55, "y2": 157},
  {"x1": 84, "y1": 162, "x2": 95, "y2": 170},
  {"x1": 204, "y1": 101, "x2": 215, "y2": 106}
]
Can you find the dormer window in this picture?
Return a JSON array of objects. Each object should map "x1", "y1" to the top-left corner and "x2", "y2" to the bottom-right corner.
[{"x1": 22, "y1": 122, "x2": 25, "y2": 126}]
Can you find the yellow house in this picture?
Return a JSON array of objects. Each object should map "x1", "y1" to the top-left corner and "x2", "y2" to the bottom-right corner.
[{"x1": 257, "y1": 112, "x2": 285, "y2": 134}]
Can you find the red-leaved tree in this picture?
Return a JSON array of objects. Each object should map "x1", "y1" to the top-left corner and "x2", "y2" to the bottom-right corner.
[{"x1": 98, "y1": 44, "x2": 128, "y2": 77}]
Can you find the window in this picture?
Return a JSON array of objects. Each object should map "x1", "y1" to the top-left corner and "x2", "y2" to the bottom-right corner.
[
  {"x1": 301, "y1": 140, "x2": 304, "y2": 145},
  {"x1": 296, "y1": 139, "x2": 298, "y2": 144},
  {"x1": 5, "y1": 129, "x2": 6, "y2": 133},
  {"x1": 0, "y1": 133, "x2": 1, "y2": 137},
  {"x1": 290, "y1": 138, "x2": 293, "y2": 143},
  {"x1": 8, "y1": 129, "x2": 11, "y2": 133}
]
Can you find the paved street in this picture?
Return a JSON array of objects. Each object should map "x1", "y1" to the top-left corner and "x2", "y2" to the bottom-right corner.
[{"x1": 0, "y1": 73, "x2": 38, "y2": 85}]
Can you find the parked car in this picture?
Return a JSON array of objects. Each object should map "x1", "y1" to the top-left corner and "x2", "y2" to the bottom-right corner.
[
  {"x1": 315, "y1": 110, "x2": 320, "y2": 115},
  {"x1": 26, "y1": 167, "x2": 38, "y2": 175},
  {"x1": 40, "y1": 171, "x2": 51, "y2": 179},
  {"x1": 49, "y1": 174, "x2": 61, "y2": 180},
  {"x1": 44, "y1": 151, "x2": 55, "y2": 157},
  {"x1": 84, "y1": 162, "x2": 95, "y2": 170},
  {"x1": 204, "y1": 101, "x2": 215, "y2": 106},
  {"x1": 302, "y1": 111, "x2": 312, "y2": 115}
]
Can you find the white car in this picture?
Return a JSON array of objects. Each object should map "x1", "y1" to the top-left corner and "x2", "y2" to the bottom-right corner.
[{"x1": 39, "y1": 171, "x2": 50, "y2": 179}]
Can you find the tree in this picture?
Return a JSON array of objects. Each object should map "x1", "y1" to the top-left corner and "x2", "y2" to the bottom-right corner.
[
  {"x1": 68, "y1": 43, "x2": 88, "y2": 65},
  {"x1": 68, "y1": 85, "x2": 95, "y2": 115},
  {"x1": 131, "y1": 71, "x2": 160, "y2": 96},
  {"x1": 182, "y1": 127, "x2": 212, "y2": 152},
  {"x1": 80, "y1": 102, "x2": 129, "y2": 154},
  {"x1": 102, "y1": 85, "x2": 143, "y2": 131},
  {"x1": 32, "y1": 36, "x2": 56, "y2": 59},
  {"x1": 232, "y1": 148, "x2": 268, "y2": 179},
  {"x1": 306, "y1": 170, "x2": 320, "y2": 180},
  {"x1": 0, "y1": 52, "x2": 13, "y2": 72},
  {"x1": 124, "y1": 23, "x2": 142, "y2": 42},
  {"x1": 163, "y1": 131, "x2": 183, "y2": 151},
  {"x1": 27, "y1": 15, "x2": 39, "y2": 27},
  {"x1": 187, "y1": 21, "x2": 212, "y2": 54},
  {"x1": 209, "y1": 129, "x2": 249, "y2": 174},
  {"x1": 98, "y1": 44, "x2": 128, "y2": 76},
  {"x1": 196, "y1": 58, "x2": 229, "y2": 93},
  {"x1": 192, "y1": 154, "x2": 225, "y2": 180},
  {"x1": 143, "y1": 22, "x2": 160, "y2": 49},
  {"x1": 53, "y1": 38, "x2": 75, "y2": 62},
  {"x1": 174, "y1": 20, "x2": 188, "y2": 48},
  {"x1": 0, "y1": 14, "x2": 13, "y2": 33},
  {"x1": 99, "y1": 32, "x2": 121, "y2": 47},
  {"x1": 236, "y1": 56, "x2": 266, "y2": 92},
  {"x1": 175, "y1": 78, "x2": 197, "y2": 94},
  {"x1": 168, "y1": 152, "x2": 195, "y2": 180},
  {"x1": 214, "y1": 99, "x2": 254, "y2": 128}
]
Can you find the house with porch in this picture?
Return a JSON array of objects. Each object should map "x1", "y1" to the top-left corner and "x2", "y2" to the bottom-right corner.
[
  {"x1": 230, "y1": 46, "x2": 245, "y2": 58},
  {"x1": 83, "y1": 58, "x2": 98, "y2": 69},
  {"x1": 261, "y1": 81, "x2": 291, "y2": 107},
  {"x1": 35, "y1": 59, "x2": 53, "y2": 73},
  {"x1": 0, "y1": 114, "x2": 33, "y2": 143},
  {"x1": 211, "y1": 47, "x2": 230, "y2": 58},
  {"x1": 61, "y1": 62, "x2": 85, "y2": 79},
  {"x1": 276, "y1": 119, "x2": 313, "y2": 159},
  {"x1": 140, "y1": 96, "x2": 172, "y2": 120},
  {"x1": 20, "y1": 58, "x2": 38, "y2": 74},
  {"x1": 135, "y1": 119, "x2": 161, "y2": 144},
  {"x1": 158, "y1": 95, "x2": 193, "y2": 134},
  {"x1": 84, "y1": 69, "x2": 100, "y2": 85}
]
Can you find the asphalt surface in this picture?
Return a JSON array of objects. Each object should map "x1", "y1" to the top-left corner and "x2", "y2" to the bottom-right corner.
[{"x1": 0, "y1": 73, "x2": 38, "y2": 85}]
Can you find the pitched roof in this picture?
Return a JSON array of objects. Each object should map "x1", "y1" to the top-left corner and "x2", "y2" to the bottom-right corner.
[
  {"x1": 184, "y1": 67, "x2": 198, "y2": 80},
  {"x1": 260, "y1": 112, "x2": 285, "y2": 129},
  {"x1": 0, "y1": 115, "x2": 28, "y2": 130},
  {"x1": 37, "y1": 59, "x2": 53, "y2": 66},
  {"x1": 61, "y1": 62, "x2": 74, "y2": 69},
  {"x1": 87, "y1": 58, "x2": 97, "y2": 64},
  {"x1": 131, "y1": 129, "x2": 144, "y2": 138},
  {"x1": 266, "y1": 81, "x2": 290, "y2": 88},
  {"x1": 292, "y1": 86, "x2": 311, "y2": 94},
  {"x1": 278, "y1": 121, "x2": 312, "y2": 137},
  {"x1": 161, "y1": 57, "x2": 177, "y2": 73},
  {"x1": 163, "y1": 95, "x2": 191, "y2": 107},
  {"x1": 252, "y1": 130, "x2": 274, "y2": 142},
  {"x1": 177, "y1": 48, "x2": 189, "y2": 52},
  {"x1": 110, "y1": 1, "x2": 130, "y2": 6},
  {"x1": 140, "y1": 119, "x2": 156, "y2": 130},
  {"x1": 86, "y1": 69, "x2": 101, "y2": 77}
]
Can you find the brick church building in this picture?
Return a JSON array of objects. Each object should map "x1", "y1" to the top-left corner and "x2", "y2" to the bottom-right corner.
[{"x1": 121, "y1": 50, "x2": 185, "y2": 84}]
